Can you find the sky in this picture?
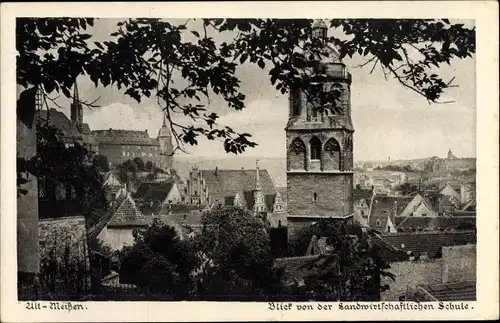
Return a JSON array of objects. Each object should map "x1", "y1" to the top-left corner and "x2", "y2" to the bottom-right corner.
[{"x1": 43, "y1": 18, "x2": 476, "y2": 161}]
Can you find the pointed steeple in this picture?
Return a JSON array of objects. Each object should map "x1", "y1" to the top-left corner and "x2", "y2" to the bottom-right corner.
[
  {"x1": 73, "y1": 80, "x2": 80, "y2": 103},
  {"x1": 70, "y1": 80, "x2": 83, "y2": 127},
  {"x1": 255, "y1": 159, "x2": 261, "y2": 191}
]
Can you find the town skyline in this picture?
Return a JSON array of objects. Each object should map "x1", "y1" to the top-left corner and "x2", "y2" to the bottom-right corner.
[{"x1": 34, "y1": 18, "x2": 476, "y2": 162}]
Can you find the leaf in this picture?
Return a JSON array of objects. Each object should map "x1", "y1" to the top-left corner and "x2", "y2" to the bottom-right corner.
[
  {"x1": 239, "y1": 53, "x2": 248, "y2": 64},
  {"x1": 257, "y1": 59, "x2": 265, "y2": 69},
  {"x1": 191, "y1": 30, "x2": 200, "y2": 37}
]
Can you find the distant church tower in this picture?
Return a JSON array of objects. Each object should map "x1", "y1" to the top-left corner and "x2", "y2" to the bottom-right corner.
[
  {"x1": 158, "y1": 114, "x2": 174, "y2": 170},
  {"x1": 285, "y1": 19, "x2": 354, "y2": 239},
  {"x1": 70, "y1": 81, "x2": 83, "y2": 130}
]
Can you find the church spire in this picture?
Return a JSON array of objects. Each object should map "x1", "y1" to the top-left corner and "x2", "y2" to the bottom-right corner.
[
  {"x1": 73, "y1": 80, "x2": 80, "y2": 103},
  {"x1": 255, "y1": 159, "x2": 261, "y2": 191},
  {"x1": 70, "y1": 79, "x2": 83, "y2": 127}
]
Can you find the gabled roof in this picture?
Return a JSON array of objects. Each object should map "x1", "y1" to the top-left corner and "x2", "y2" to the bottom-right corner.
[
  {"x1": 133, "y1": 181, "x2": 175, "y2": 202},
  {"x1": 201, "y1": 169, "x2": 276, "y2": 202},
  {"x1": 395, "y1": 216, "x2": 476, "y2": 232},
  {"x1": 37, "y1": 109, "x2": 83, "y2": 140},
  {"x1": 369, "y1": 196, "x2": 413, "y2": 230},
  {"x1": 104, "y1": 171, "x2": 123, "y2": 185},
  {"x1": 418, "y1": 281, "x2": 476, "y2": 301},
  {"x1": 107, "y1": 194, "x2": 149, "y2": 228},
  {"x1": 88, "y1": 194, "x2": 128, "y2": 241},
  {"x1": 380, "y1": 230, "x2": 476, "y2": 257}
]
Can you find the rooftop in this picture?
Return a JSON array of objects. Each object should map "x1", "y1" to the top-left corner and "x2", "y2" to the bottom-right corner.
[
  {"x1": 418, "y1": 281, "x2": 476, "y2": 301},
  {"x1": 201, "y1": 169, "x2": 277, "y2": 202},
  {"x1": 380, "y1": 230, "x2": 476, "y2": 258},
  {"x1": 92, "y1": 129, "x2": 159, "y2": 146}
]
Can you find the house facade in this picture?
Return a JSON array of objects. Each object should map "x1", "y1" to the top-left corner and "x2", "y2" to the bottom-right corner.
[{"x1": 184, "y1": 161, "x2": 286, "y2": 228}]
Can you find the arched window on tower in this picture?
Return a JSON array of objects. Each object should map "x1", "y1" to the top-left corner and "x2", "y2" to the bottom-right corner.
[
  {"x1": 310, "y1": 137, "x2": 321, "y2": 160},
  {"x1": 324, "y1": 138, "x2": 342, "y2": 170},
  {"x1": 288, "y1": 138, "x2": 306, "y2": 170}
]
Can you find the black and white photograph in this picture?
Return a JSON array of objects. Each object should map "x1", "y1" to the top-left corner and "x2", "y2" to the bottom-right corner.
[{"x1": 2, "y1": 1, "x2": 499, "y2": 321}]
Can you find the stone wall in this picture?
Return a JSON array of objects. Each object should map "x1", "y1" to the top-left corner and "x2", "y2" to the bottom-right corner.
[
  {"x1": 17, "y1": 112, "x2": 40, "y2": 275},
  {"x1": 381, "y1": 244, "x2": 477, "y2": 301},
  {"x1": 442, "y1": 244, "x2": 476, "y2": 283},
  {"x1": 381, "y1": 259, "x2": 443, "y2": 301},
  {"x1": 287, "y1": 172, "x2": 353, "y2": 217}
]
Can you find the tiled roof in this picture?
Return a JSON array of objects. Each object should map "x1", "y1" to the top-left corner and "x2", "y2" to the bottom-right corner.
[
  {"x1": 108, "y1": 195, "x2": 150, "y2": 227},
  {"x1": 158, "y1": 203, "x2": 205, "y2": 215},
  {"x1": 104, "y1": 171, "x2": 123, "y2": 185},
  {"x1": 276, "y1": 187, "x2": 287, "y2": 200},
  {"x1": 138, "y1": 202, "x2": 163, "y2": 216},
  {"x1": 133, "y1": 181, "x2": 175, "y2": 202},
  {"x1": 37, "y1": 109, "x2": 83, "y2": 139},
  {"x1": 380, "y1": 230, "x2": 476, "y2": 258},
  {"x1": 154, "y1": 212, "x2": 203, "y2": 227},
  {"x1": 202, "y1": 169, "x2": 276, "y2": 202},
  {"x1": 275, "y1": 255, "x2": 320, "y2": 282},
  {"x1": 419, "y1": 281, "x2": 476, "y2": 301},
  {"x1": 369, "y1": 232, "x2": 410, "y2": 262},
  {"x1": 92, "y1": 129, "x2": 159, "y2": 146},
  {"x1": 395, "y1": 216, "x2": 476, "y2": 232},
  {"x1": 88, "y1": 194, "x2": 128, "y2": 241},
  {"x1": 353, "y1": 188, "x2": 373, "y2": 202},
  {"x1": 369, "y1": 196, "x2": 413, "y2": 230}
]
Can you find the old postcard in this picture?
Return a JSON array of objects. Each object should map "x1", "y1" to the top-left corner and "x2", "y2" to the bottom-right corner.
[{"x1": 1, "y1": 1, "x2": 499, "y2": 322}]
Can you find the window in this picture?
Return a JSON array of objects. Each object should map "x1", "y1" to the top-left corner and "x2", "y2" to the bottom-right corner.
[
  {"x1": 310, "y1": 137, "x2": 321, "y2": 160},
  {"x1": 361, "y1": 210, "x2": 365, "y2": 216},
  {"x1": 376, "y1": 220, "x2": 380, "y2": 226},
  {"x1": 122, "y1": 151, "x2": 126, "y2": 157},
  {"x1": 313, "y1": 192, "x2": 318, "y2": 202}
]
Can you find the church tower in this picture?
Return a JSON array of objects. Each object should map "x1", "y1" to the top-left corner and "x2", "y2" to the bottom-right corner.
[
  {"x1": 285, "y1": 19, "x2": 354, "y2": 239},
  {"x1": 70, "y1": 81, "x2": 83, "y2": 130},
  {"x1": 158, "y1": 114, "x2": 174, "y2": 170}
]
